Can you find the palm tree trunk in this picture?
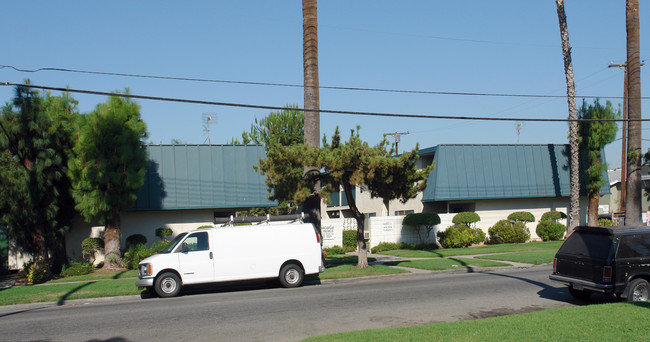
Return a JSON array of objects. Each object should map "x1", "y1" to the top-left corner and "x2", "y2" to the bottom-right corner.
[
  {"x1": 556, "y1": 0, "x2": 581, "y2": 233},
  {"x1": 103, "y1": 212, "x2": 123, "y2": 269},
  {"x1": 302, "y1": 0, "x2": 322, "y2": 232},
  {"x1": 625, "y1": 0, "x2": 642, "y2": 225}
]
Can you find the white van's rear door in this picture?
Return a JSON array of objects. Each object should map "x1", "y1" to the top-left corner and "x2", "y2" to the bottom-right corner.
[{"x1": 177, "y1": 231, "x2": 214, "y2": 284}]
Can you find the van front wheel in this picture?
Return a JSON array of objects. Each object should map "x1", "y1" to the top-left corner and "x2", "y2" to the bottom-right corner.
[
  {"x1": 155, "y1": 272, "x2": 181, "y2": 298},
  {"x1": 279, "y1": 264, "x2": 304, "y2": 288}
]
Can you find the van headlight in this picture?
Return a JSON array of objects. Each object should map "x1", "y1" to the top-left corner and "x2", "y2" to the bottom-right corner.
[{"x1": 139, "y1": 263, "x2": 152, "y2": 278}]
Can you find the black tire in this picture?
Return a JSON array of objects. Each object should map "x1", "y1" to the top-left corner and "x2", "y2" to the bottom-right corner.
[
  {"x1": 155, "y1": 272, "x2": 182, "y2": 298},
  {"x1": 626, "y1": 279, "x2": 650, "y2": 302},
  {"x1": 279, "y1": 264, "x2": 304, "y2": 288},
  {"x1": 568, "y1": 286, "x2": 592, "y2": 300}
]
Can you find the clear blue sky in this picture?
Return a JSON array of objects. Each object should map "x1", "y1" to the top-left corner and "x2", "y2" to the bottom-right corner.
[{"x1": 2, "y1": 0, "x2": 648, "y2": 168}]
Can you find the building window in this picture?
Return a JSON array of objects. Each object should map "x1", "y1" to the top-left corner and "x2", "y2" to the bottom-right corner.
[{"x1": 394, "y1": 210, "x2": 414, "y2": 216}]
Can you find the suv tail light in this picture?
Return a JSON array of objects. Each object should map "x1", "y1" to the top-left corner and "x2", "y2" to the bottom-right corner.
[
  {"x1": 315, "y1": 229, "x2": 321, "y2": 243},
  {"x1": 603, "y1": 266, "x2": 612, "y2": 282},
  {"x1": 553, "y1": 258, "x2": 557, "y2": 273}
]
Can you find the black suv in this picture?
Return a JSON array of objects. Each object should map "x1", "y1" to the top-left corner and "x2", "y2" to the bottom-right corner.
[{"x1": 550, "y1": 226, "x2": 650, "y2": 302}]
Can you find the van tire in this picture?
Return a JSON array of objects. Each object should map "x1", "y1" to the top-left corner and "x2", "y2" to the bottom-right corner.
[
  {"x1": 155, "y1": 272, "x2": 182, "y2": 298},
  {"x1": 626, "y1": 279, "x2": 649, "y2": 302},
  {"x1": 279, "y1": 264, "x2": 304, "y2": 288}
]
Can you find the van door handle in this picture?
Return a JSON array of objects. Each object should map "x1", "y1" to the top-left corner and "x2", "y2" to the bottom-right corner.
[{"x1": 209, "y1": 252, "x2": 213, "y2": 259}]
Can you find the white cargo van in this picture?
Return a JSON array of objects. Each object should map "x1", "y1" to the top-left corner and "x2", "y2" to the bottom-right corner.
[{"x1": 136, "y1": 222, "x2": 324, "y2": 297}]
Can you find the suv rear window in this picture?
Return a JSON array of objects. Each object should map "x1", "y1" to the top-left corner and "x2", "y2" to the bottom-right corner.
[
  {"x1": 617, "y1": 234, "x2": 650, "y2": 258},
  {"x1": 558, "y1": 231, "x2": 613, "y2": 260}
]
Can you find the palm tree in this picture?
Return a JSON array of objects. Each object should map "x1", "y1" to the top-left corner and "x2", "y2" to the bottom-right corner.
[
  {"x1": 302, "y1": 0, "x2": 321, "y2": 229},
  {"x1": 556, "y1": 0, "x2": 580, "y2": 233},
  {"x1": 625, "y1": 0, "x2": 642, "y2": 225}
]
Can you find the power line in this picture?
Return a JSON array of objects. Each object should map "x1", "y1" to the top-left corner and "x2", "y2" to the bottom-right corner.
[
  {"x1": 1, "y1": 64, "x2": 644, "y2": 100},
  {"x1": 2, "y1": 81, "x2": 648, "y2": 123}
]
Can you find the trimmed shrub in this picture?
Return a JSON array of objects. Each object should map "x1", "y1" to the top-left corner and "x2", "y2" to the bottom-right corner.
[
  {"x1": 123, "y1": 240, "x2": 170, "y2": 270},
  {"x1": 323, "y1": 245, "x2": 347, "y2": 256},
  {"x1": 540, "y1": 211, "x2": 567, "y2": 222},
  {"x1": 125, "y1": 234, "x2": 147, "y2": 249},
  {"x1": 508, "y1": 211, "x2": 535, "y2": 223},
  {"x1": 198, "y1": 225, "x2": 215, "y2": 229},
  {"x1": 452, "y1": 212, "x2": 481, "y2": 226},
  {"x1": 60, "y1": 260, "x2": 95, "y2": 277},
  {"x1": 342, "y1": 230, "x2": 357, "y2": 250},
  {"x1": 439, "y1": 224, "x2": 486, "y2": 248},
  {"x1": 536, "y1": 220, "x2": 566, "y2": 241},
  {"x1": 598, "y1": 218, "x2": 616, "y2": 227},
  {"x1": 155, "y1": 227, "x2": 173, "y2": 240},
  {"x1": 26, "y1": 261, "x2": 46, "y2": 284},
  {"x1": 403, "y1": 213, "x2": 441, "y2": 244},
  {"x1": 81, "y1": 237, "x2": 104, "y2": 264},
  {"x1": 488, "y1": 219, "x2": 531, "y2": 244}
]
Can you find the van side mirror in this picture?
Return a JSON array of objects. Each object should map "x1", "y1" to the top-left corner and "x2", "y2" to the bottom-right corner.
[{"x1": 180, "y1": 242, "x2": 188, "y2": 253}]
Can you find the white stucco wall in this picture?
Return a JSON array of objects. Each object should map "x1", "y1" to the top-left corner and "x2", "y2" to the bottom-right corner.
[{"x1": 66, "y1": 209, "x2": 216, "y2": 264}]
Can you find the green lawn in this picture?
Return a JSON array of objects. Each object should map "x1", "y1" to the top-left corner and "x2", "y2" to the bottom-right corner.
[
  {"x1": 475, "y1": 250, "x2": 557, "y2": 265},
  {"x1": 379, "y1": 241, "x2": 562, "y2": 258},
  {"x1": 302, "y1": 302, "x2": 650, "y2": 342},
  {"x1": 386, "y1": 258, "x2": 511, "y2": 271},
  {"x1": 0, "y1": 279, "x2": 143, "y2": 306},
  {"x1": 49, "y1": 270, "x2": 138, "y2": 283}
]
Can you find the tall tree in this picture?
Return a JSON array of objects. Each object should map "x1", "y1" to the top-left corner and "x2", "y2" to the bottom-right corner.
[
  {"x1": 578, "y1": 100, "x2": 619, "y2": 226},
  {"x1": 0, "y1": 83, "x2": 77, "y2": 275},
  {"x1": 625, "y1": 0, "x2": 642, "y2": 225},
  {"x1": 233, "y1": 105, "x2": 304, "y2": 146},
  {"x1": 259, "y1": 127, "x2": 433, "y2": 268},
  {"x1": 556, "y1": 0, "x2": 580, "y2": 233},
  {"x1": 69, "y1": 92, "x2": 148, "y2": 269},
  {"x1": 302, "y1": 0, "x2": 321, "y2": 231}
]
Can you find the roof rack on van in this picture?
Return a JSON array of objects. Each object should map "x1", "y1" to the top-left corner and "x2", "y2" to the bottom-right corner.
[{"x1": 214, "y1": 213, "x2": 310, "y2": 226}]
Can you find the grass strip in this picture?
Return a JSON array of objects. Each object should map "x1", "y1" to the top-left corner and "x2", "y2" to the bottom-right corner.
[
  {"x1": 49, "y1": 270, "x2": 139, "y2": 283},
  {"x1": 303, "y1": 302, "x2": 650, "y2": 342},
  {"x1": 475, "y1": 250, "x2": 556, "y2": 265},
  {"x1": 0, "y1": 279, "x2": 142, "y2": 306},
  {"x1": 380, "y1": 241, "x2": 562, "y2": 258},
  {"x1": 319, "y1": 264, "x2": 409, "y2": 279},
  {"x1": 386, "y1": 258, "x2": 510, "y2": 271}
]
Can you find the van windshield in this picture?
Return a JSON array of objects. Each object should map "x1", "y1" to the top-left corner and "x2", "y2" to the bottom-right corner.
[{"x1": 161, "y1": 233, "x2": 187, "y2": 253}]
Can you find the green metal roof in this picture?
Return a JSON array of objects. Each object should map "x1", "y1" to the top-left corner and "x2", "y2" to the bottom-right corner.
[
  {"x1": 131, "y1": 145, "x2": 276, "y2": 211},
  {"x1": 421, "y1": 144, "x2": 609, "y2": 202}
]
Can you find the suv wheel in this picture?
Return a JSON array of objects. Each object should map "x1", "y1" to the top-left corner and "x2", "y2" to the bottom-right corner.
[{"x1": 626, "y1": 279, "x2": 649, "y2": 302}]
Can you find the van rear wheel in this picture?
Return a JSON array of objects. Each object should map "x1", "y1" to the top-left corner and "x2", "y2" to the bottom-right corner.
[
  {"x1": 626, "y1": 279, "x2": 649, "y2": 302},
  {"x1": 279, "y1": 264, "x2": 304, "y2": 288},
  {"x1": 155, "y1": 272, "x2": 182, "y2": 298}
]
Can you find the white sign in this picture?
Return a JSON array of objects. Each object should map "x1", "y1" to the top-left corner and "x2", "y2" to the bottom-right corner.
[
  {"x1": 383, "y1": 222, "x2": 393, "y2": 231},
  {"x1": 322, "y1": 225, "x2": 335, "y2": 240}
]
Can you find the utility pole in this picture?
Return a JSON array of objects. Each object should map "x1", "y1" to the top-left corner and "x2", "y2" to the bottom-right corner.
[
  {"x1": 609, "y1": 62, "x2": 629, "y2": 214},
  {"x1": 384, "y1": 131, "x2": 409, "y2": 155},
  {"x1": 609, "y1": 61, "x2": 644, "y2": 214}
]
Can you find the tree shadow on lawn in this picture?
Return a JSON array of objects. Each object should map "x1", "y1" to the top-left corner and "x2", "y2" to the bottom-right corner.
[{"x1": 57, "y1": 282, "x2": 93, "y2": 306}]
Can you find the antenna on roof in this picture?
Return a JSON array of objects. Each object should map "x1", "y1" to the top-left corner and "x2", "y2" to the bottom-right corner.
[
  {"x1": 515, "y1": 122, "x2": 524, "y2": 143},
  {"x1": 202, "y1": 113, "x2": 216, "y2": 144}
]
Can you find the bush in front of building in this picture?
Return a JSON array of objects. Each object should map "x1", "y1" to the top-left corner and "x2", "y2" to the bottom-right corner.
[
  {"x1": 60, "y1": 260, "x2": 95, "y2": 277},
  {"x1": 323, "y1": 245, "x2": 347, "y2": 255},
  {"x1": 439, "y1": 224, "x2": 486, "y2": 248},
  {"x1": 125, "y1": 234, "x2": 147, "y2": 250},
  {"x1": 81, "y1": 237, "x2": 104, "y2": 264},
  {"x1": 598, "y1": 218, "x2": 616, "y2": 227},
  {"x1": 535, "y1": 220, "x2": 566, "y2": 241},
  {"x1": 507, "y1": 211, "x2": 535, "y2": 223},
  {"x1": 156, "y1": 227, "x2": 173, "y2": 240},
  {"x1": 342, "y1": 230, "x2": 357, "y2": 252},
  {"x1": 488, "y1": 219, "x2": 530, "y2": 244},
  {"x1": 452, "y1": 212, "x2": 481, "y2": 226},
  {"x1": 123, "y1": 241, "x2": 169, "y2": 270}
]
